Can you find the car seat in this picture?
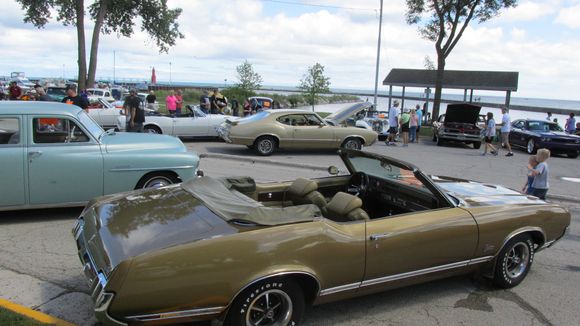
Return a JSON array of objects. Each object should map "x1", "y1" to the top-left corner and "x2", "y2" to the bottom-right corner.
[
  {"x1": 286, "y1": 178, "x2": 326, "y2": 209},
  {"x1": 324, "y1": 192, "x2": 369, "y2": 222}
]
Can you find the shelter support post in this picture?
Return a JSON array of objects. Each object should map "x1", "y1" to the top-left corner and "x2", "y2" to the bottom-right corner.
[
  {"x1": 469, "y1": 89, "x2": 473, "y2": 103},
  {"x1": 505, "y1": 91, "x2": 511, "y2": 109},
  {"x1": 401, "y1": 86, "x2": 406, "y2": 109},
  {"x1": 463, "y1": 89, "x2": 467, "y2": 101},
  {"x1": 388, "y1": 85, "x2": 392, "y2": 109}
]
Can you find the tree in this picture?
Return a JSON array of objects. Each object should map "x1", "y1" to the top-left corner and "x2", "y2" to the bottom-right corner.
[
  {"x1": 16, "y1": 0, "x2": 184, "y2": 89},
  {"x1": 406, "y1": 0, "x2": 517, "y2": 120},
  {"x1": 298, "y1": 62, "x2": 331, "y2": 111},
  {"x1": 424, "y1": 56, "x2": 436, "y2": 70},
  {"x1": 236, "y1": 60, "x2": 263, "y2": 92}
]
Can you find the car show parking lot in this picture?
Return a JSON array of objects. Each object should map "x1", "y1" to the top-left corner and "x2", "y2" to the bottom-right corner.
[{"x1": 0, "y1": 138, "x2": 579, "y2": 325}]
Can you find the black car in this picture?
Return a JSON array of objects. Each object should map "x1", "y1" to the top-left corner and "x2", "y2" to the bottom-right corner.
[{"x1": 509, "y1": 119, "x2": 580, "y2": 158}]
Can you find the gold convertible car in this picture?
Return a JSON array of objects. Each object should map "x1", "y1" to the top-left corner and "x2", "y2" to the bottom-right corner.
[
  {"x1": 73, "y1": 149, "x2": 570, "y2": 325},
  {"x1": 217, "y1": 108, "x2": 378, "y2": 155}
]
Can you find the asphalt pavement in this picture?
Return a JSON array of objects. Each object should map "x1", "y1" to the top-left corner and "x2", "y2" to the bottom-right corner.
[{"x1": 0, "y1": 139, "x2": 579, "y2": 325}]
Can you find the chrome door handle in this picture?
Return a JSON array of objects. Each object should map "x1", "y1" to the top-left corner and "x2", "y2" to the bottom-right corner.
[
  {"x1": 370, "y1": 233, "x2": 391, "y2": 241},
  {"x1": 28, "y1": 151, "x2": 43, "y2": 157}
]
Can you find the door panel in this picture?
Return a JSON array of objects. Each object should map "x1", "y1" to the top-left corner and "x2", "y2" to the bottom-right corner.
[
  {"x1": 364, "y1": 208, "x2": 477, "y2": 282},
  {"x1": 172, "y1": 117, "x2": 209, "y2": 137},
  {"x1": 0, "y1": 117, "x2": 26, "y2": 207},
  {"x1": 28, "y1": 117, "x2": 103, "y2": 205},
  {"x1": 291, "y1": 114, "x2": 336, "y2": 148}
]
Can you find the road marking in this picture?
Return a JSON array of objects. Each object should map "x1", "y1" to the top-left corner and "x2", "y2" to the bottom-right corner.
[
  {"x1": 0, "y1": 298, "x2": 75, "y2": 326},
  {"x1": 561, "y1": 177, "x2": 580, "y2": 183}
]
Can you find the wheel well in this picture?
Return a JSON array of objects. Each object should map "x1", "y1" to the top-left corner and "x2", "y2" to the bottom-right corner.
[
  {"x1": 144, "y1": 124, "x2": 162, "y2": 133},
  {"x1": 343, "y1": 136, "x2": 365, "y2": 145},
  {"x1": 134, "y1": 170, "x2": 180, "y2": 189},
  {"x1": 527, "y1": 230, "x2": 546, "y2": 248},
  {"x1": 255, "y1": 135, "x2": 279, "y2": 146},
  {"x1": 483, "y1": 230, "x2": 545, "y2": 278},
  {"x1": 286, "y1": 274, "x2": 320, "y2": 305}
]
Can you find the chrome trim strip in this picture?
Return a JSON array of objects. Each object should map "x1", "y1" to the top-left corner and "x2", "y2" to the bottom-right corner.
[
  {"x1": 126, "y1": 306, "x2": 226, "y2": 321},
  {"x1": 468, "y1": 256, "x2": 495, "y2": 265},
  {"x1": 231, "y1": 271, "x2": 322, "y2": 305},
  {"x1": 501, "y1": 227, "x2": 546, "y2": 252},
  {"x1": 319, "y1": 282, "x2": 361, "y2": 296},
  {"x1": 109, "y1": 165, "x2": 194, "y2": 172}
]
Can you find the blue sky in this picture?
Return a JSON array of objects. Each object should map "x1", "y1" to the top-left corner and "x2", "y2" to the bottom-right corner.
[{"x1": 1, "y1": 0, "x2": 580, "y2": 101}]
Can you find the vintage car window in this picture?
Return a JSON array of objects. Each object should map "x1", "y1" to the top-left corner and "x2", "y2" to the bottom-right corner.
[
  {"x1": 513, "y1": 120, "x2": 525, "y2": 129},
  {"x1": 33, "y1": 117, "x2": 90, "y2": 143},
  {"x1": 349, "y1": 156, "x2": 427, "y2": 190},
  {"x1": 304, "y1": 114, "x2": 323, "y2": 126},
  {"x1": 0, "y1": 118, "x2": 20, "y2": 145},
  {"x1": 193, "y1": 106, "x2": 207, "y2": 117},
  {"x1": 277, "y1": 114, "x2": 307, "y2": 126}
]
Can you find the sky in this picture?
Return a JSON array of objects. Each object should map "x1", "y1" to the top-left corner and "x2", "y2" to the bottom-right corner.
[{"x1": 1, "y1": 0, "x2": 580, "y2": 101}]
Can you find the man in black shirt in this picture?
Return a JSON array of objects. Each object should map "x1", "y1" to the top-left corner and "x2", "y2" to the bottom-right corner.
[
  {"x1": 124, "y1": 89, "x2": 144, "y2": 132},
  {"x1": 62, "y1": 85, "x2": 89, "y2": 111},
  {"x1": 145, "y1": 90, "x2": 157, "y2": 111}
]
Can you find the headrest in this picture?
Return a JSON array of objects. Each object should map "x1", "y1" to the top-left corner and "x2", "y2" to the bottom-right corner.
[
  {"x1": 326, "y1": 192, "x2": 362, "y2": 217},
  {"x1": 288, "y1": 178, "x2": 318, "y2": 197}
]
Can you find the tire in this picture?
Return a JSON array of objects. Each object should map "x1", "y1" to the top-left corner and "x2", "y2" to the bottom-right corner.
[
  {"x1": 493, "y1": 234, "x2": 534, "y2": 289},
  {"x1": 567, "y1": 152, "x2": 579, "y2": 159},
  {"x1": 225, "y1": 278, "x2": 305, "y2": 326},
  {"x1": 341, "y1": 138, "x2": 362, "y2": 150},
  {"x1": 254, "y1": 136, "x2": 277, "y2": 156},
  {"x1": 144, "y1": 125, "x2": 162, "y2": 134},
  {"x1": 135, "y1": 172, "x2": 179, "y2": 189},
  {"x1": 526, "y1": 138, "x2": 537, "y2": 154},
  {"x1": 473, "y1": 142, "x2": 481, "y2": 149}
]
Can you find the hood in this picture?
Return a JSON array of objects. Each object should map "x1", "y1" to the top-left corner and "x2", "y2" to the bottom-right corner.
[
  {"x1": 324, "y1": 102, "x2": 374, "y2": 125},
  {"x1": 444, "y1": 103, "x2": 481, "y2": 124},
  {"x1": 81, "y1": 186, "x2": 239, "y2": 271},
  {"x1": 536, "y1": 130, "x2": 580, "y2": 139},
  {"x1": 432, "y1": 176, "x2": 544, "y2": 207},
  {"x1": 101, "y1": 132, "x2": 187, "y2": 153}
]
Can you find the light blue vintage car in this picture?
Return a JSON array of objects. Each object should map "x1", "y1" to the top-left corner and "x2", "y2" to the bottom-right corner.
[{"x1": 0, "y1": 101, "x2": 199, "y2": 211}]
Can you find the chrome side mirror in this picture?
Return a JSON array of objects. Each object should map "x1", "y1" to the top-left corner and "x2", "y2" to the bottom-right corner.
[{"x1": 327, "y1": 166, "x2": 339, "y2": 175}]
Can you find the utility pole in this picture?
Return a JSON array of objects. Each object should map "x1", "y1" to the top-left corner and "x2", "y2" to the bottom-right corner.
[
  {"x1": 373, "y1": 0, "x2": 384, "y2": 110},
  {"x1": 113, "y1": 50, "x2": 116, "y2": 85}
]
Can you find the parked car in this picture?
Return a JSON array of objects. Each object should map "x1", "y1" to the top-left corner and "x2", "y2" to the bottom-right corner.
[
  {"x1": 0, "y1": 101, "x2": 199, "y2": 211},
  {"x1": 87, "y1": 88, "x2": 115, "y2": 103},
  {"x1": 116, "y1": 105, "x2": 236, "y2": 137},
  {"x1": 46, "y1": 86, "x2": 68, "y2": 102},
  {"x1": 509, "y1": 119, "x2": 580, "y2": 158},
  {"x1": 432, "y1": 103, "x2": 483, "y2": 149},
  {"x1": 218, "y1": 109, "x2": 378, "y2": 155},
  {"x1": 87, "y1": 97, "x2": 124, "y2": 130},
  {"x1": 114, "y1": 92, "x2": 158, "y2": 111},
  {"x1": 248, "y1": 96, "x2": 273, "y2": 110},
  {"x1": 74, "y1": 148, "x2": 570, "y2": 326}
]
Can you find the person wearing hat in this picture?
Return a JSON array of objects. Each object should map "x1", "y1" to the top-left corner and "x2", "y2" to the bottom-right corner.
[
  {"x1": 8, "y1": 81, "x2": 22, "y2": 100},
  {"x1": 62, "y1": 85, "x2": 89, "y2": 111},
  {"x1": 34, "y1": 85, "x2": 53, "y2": 101},
  {"x1": 386, "y1": 100, "x2": 400, "y2": 146},
  {"x1": 124, "y1": 89, "x2": 144, "y2": 132}
]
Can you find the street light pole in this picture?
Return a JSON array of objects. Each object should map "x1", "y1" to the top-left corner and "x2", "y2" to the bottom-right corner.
[
  {"x1": 373, "y1": 0, "x2": 384, "y2": 110},
  {"x1": 113, "y1": 50, "x2": 116, "y2": 85},
  {"x1": 169, "y1": 62, "x2": 172, "y2": 86}
]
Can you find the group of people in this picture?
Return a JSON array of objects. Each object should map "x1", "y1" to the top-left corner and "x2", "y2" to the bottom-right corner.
[
  {"x1": 385, "y1": 101, "x2": 424, "y2": 147},
  {"x1": 481, "y1": 108, "x2": 514, "y2": 157},
  {"x1": 198, "y1": 88, "x2": 229, "y2": 115}
]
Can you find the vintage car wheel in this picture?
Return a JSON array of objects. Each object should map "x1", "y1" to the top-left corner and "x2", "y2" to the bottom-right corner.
[
  {"x1": 144, "y1": 125, "x2": 162, "y2": 134},
  {"x1": 567, "y1": 152, "x2": 579, "y2": 159},
  {"x1": 473, "y1": 142, "x2": 482, "y2": 149},
  {"x1": 136, "y1": 172, "x2": 179, "y2": 189},
  {"x1": 493, "y1": 234, "x2": 534, "y2": 289},
  {"x1": 254, "y1": 136, "x2": 277, "y2": 156},
  {"x1": 342, "y1": 138, "x2": 362, "y2": 150},
  {"x1": 526, "y1": 139, "x2": 537, "y2": 154},
  {"x1": 225, "y1": 278, "x2": 305, "y2": 326}
]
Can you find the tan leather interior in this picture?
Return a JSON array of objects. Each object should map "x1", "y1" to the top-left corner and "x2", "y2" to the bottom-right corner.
[{"x1": 325, "y1": 192, "x2": 369, "y2": 222}]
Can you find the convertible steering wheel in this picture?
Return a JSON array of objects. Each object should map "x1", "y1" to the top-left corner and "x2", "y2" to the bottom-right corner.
[{"x1": 348, "y1": 172, "x2": 369, "y2": 197}]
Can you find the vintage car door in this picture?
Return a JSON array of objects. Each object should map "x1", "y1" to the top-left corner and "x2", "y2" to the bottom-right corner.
[
  {"x1": 291, "y1": 114, "x2": 338, "y2": 148},
  {"x1": 27, "y1": 115, "x2": 104, "y2": 205},
  {"x1": 0, "y1": 116, "x2": 26, "y2": 207},
  {"x1": 172, "y1": 111, "x2": 210, "y2": 137}
]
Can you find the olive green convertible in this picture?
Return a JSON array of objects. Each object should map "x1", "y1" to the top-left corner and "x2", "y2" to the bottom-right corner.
[{"x1": 73, "y1": 149, "x2": 570, "y2": 325}]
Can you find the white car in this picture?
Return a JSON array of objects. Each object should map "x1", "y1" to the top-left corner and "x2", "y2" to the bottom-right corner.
[
  {"x1": 117, "y1": 105, "x2": 238, "y2": 138},
  {"x1": 87, "y1": 98, "x2": 123, "y2": 130},
  {"x1": 87, "y1": 88, "x2": 115, "y2": 103},
  {"x1": 113, "y1": 92, "x2": 159, "y2": 111}
]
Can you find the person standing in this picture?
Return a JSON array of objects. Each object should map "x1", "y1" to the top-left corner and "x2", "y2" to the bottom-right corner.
[
  {"x1": 231, "y1": 97, "x2": 239, "y2": 116},
  {"x1": 146, "y1": 90, "x2": 157, "y2": 111},
  {"x1": 522, "y1": 155, "x2": 538, "y2": 194},
  {"x1": 482, "y1": 112, "x2": 498, "y2": 156},
  {"x1": 530, "y1": 149, "x2": 550, "y2": 200},
  {"x1": 175, "y1": 89, "x2": 183, "y2": 116},
  {"x1": 400, "y1": 108, "x2": 411, "y2": 147},
  {"x1": 8, "y1": 81, "x2": 22, "y2": 100},
  {"x1": 546, "y1": 112, "x2": 552, "y2": 121},
  {"x1": 124, "y1": 90, "x2": 143, "y2": 132},
  {"x1": 34, "y1": 85, "x2": 53, "y2": 101},
  {"x1": 386, "y1": 100, "x2": 400, "y2": 146},
  {"x1": 165, "y1": 90, "x2": 177, "y2": 116},
  {"x1": 409, "y1": 109, "x2": 418, "y2": 143},
  {"x1": 415, "y1": 104, "x2": 423, "y2": 143},
  {"x1": 199, "y1": 91, "x2": 210, "y2": 113},
  {"x1": 565, "y1": 112, "x2": 576, "y2": 134},
  {"x1": 62, "y1": 85, "x2": 89, "y2": 112},
  {"x1": 500, "y1": 108, "x2": 513, "y2": 156}
]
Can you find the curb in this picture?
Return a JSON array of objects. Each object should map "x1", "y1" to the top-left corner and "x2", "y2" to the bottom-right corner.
[
  {"x1": 200, "y1": 153, "x2": 330, "y2": 171},
  {"x1": 201, "y1": 153, "x2": 580, "y2": 203},
  {"x1": 0, "y1": 298, "x2": 75, "y2": 326}
]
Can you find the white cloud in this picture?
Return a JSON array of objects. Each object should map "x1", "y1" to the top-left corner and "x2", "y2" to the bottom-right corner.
[
  {"x1": 502, "y1": 0, "x2": 559, "y2": 21},
  {"x1": 555, "y1": 4, "x2": 580, "y2": 28}
]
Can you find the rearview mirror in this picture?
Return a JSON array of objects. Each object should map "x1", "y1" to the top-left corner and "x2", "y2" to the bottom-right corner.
[{"x1": 327, "y1": 166, "x2": 339, "y2": 175}]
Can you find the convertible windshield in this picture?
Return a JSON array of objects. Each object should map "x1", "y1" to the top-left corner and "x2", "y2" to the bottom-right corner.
[
  {"x1": 77, "y1": 111, "x2": 104, "y2": 139},
  {"x1": 347, "y1": 155, "x2": 427, "y2": 190},
  {"x1": 528, "y1": 121, "x2": 563, "y2": 132},
  {"x1": 193, "y1": 107, "x2": 207, "y2": 117}
]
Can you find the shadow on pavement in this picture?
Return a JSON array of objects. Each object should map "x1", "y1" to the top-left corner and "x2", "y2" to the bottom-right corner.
[{"x1": 0, "y1": 207, "x2": 82, "y2": 224}]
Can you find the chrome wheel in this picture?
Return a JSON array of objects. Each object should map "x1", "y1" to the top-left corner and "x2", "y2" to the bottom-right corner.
[
  {"x1": 245, "y1": 289, "x2": 293, "y2": 326},
  {"x1": 142, "y1": 176, "x2": 173, "y2": 188},
  {"x1": 527, "y1": 139, "x2": 536, "y2": 154},
  {"x1": 144, "y1": 126, "x2": 161, "y2": 134},
  {"x1": 255, "y1": 137, "x2": 276, "y2": 156},
  {"x1": 343, "y1": 138, "x2": 362, "y2": 150},
  {"x1": 505, "y1": 242, "x2": 530, "y2": 279}
]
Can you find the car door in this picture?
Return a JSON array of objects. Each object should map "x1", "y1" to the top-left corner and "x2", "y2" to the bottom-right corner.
[
  {"x1": 172, "y1": 113, "x2": 209, "y2": 137},
  {"x1": 0, "y1": 116, "x2": 26, "y2": 207},
  {"x1": 509, "y1": 120, "x2": 526, "y2": 147},
  {"x1": 27, "y1": 115, "x2": 104, "y2": 205},
  {"x1": 291, "y1": 114, "x2": 337, "y2": 148}
]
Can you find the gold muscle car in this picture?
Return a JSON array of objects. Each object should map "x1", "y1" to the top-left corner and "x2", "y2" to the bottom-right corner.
[
  {"x1": 217, "y1": 108, "x2": 378, "y2": 155},
  {"x1": 73, "y1": 149, "x2": 570, "y2": 326}
]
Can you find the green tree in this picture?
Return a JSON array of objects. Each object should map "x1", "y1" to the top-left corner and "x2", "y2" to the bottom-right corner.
[
  {"x1": 298, "y1": 62, "x2": 331, "y2": 111},
  {"x1": 16, "y1": 0, "x2": 184, "y2": 90},
  {"x1": 406, "y1": 0, "x2": 517, "y2": 120},
  {"x1": 236, "y1": 60, "x2": 263, "y2": 93}
]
